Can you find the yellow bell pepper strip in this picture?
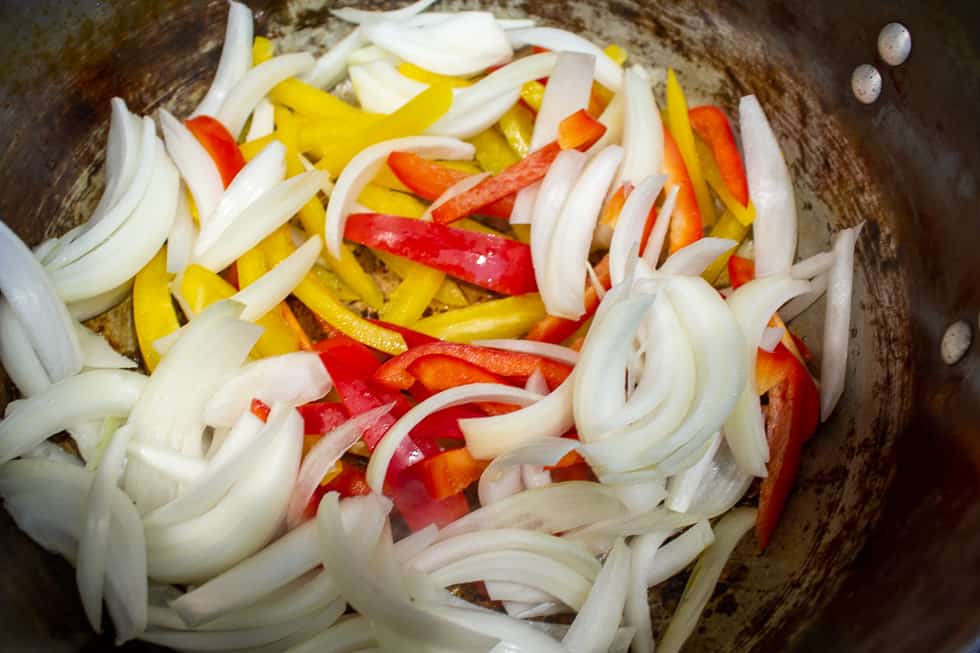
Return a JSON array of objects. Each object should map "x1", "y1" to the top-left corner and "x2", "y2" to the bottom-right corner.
[
  {"x1": 497, "y1": 104, "x2": 534, "y2": 159},
  {"x1": 701, "y1": 210, "x2": 751, "y2": 284},
  {"x1": 589, "y1": 82, "x2": 614, "y2": 118},
  {"x1": 411, "y1": 294, "x2": 546, "y2": 342},
  {"x1": 311, "y1": 265, "x2": 361, "y2": 303},
  {"x1": 269, "y1": 78, "x2": 375, "y2": 123},
  {"x1": 520, "y1": 80, "x2": 545, "y2": 112},
  {"x1": 397, "y1": 62, "x2": 472, "y2": 88},
  {"x1": 603, "y1": 44, "x2": 628, "y2": 66},
  {"x1": 665, "y1": 69, "x2": 717, "y2": 228},
  {"x1": 373, "y1": 249, "x2": 464, "y2": 307},
  {"x1": 455, "y1": 218, "x2": 511, "y2": 239},
  {"x1": 277, "y1": 302, "x2": 314, "y2": 351},
  {"x1": 236, "y1": 245, "x2": 269, "y2": 289},
  {"x1": 262, "y1": 228, "x2": 407, "y2": 355},
  {"x1": 693, "y1": 129, "x2": 756, "y2": 228},
  {"x1": 133, "y1": 247, "x2": 180, "y2": 372},
  {"x1": 469, "y1": 127, "x2": 519, "y2": 174},
  {"x1": 358, "y1": 184, "x2": 428, "y2": 218},
  {"x1": 239, "y1": 134, "x2": 277, "y2": 161},
  {"x1": 273, "y1": 105, "x2": 299, "y2": 151},
  {"x1": 511, "y1": 224, "x2": 531, "y2": 244},
  {"x1": 316, "y1": 82, "x2": 455, "y2": 177},
  {"x1": 434, "y1": 279, "x2": 469, "y2": 308},
  {"x1": 180, "y1": 264, "x2": 301, "y2": 357},
  {"x1": 379, "y1": 265, "x2": 444, "y2": 326},
  {"x1": 440, "y1": 160, "x2": 483, "y2": 175},
  {"x1": 371, "y1": 164, "x2": 412, "y2": 193},
  {"x1": 252, "y1": 36, "x2": 274, "y2": 66}
]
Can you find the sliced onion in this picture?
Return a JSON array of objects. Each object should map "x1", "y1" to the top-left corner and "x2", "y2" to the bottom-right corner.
[
  {"x1": 657, "y1": 508, "x2": 755, "y2": 653},
  {"x1": 393, "y1": 524, "x2": 440, "y2": 563},
  {"x1": 759, "y1": 326, "x2": 786, "y2": 353},
  {"x1": 478, "y1": 464, "x2": 524, "y2": 506},
  {"x1": 204, "y1": 352, "x2": 331, "y2": 427},
  {"x1": 507, "y1": 27, "x2": 623, "y2": 91},
  {"x1": 349, "y1": 60, "x2": 427, "y2": 114},
  {"x1": 422, "y1": 172, "x2": 490, "y2": 221},
  {"x1": 286, "y1": 404, "x2": 392, "y2": 528},
  {"x1": 612, "y1": 65, "x2": 664, "y2": 193},
  {"x1": 504, "y1": 601, "x2": 568, "y2": 620},
  {"x1": 791, "y1": 250, "x2": 834, "y2": 280},
  {"x1": 283, "y1": 615, "x2": 375, "y2": 653},
  {"x1": 303, "y1": 27, "x2": 366, "y2": 90},
  {"x1": 24, "y1": 440, "x2": 83, "y2": 467},
  {"x1": 564, "y1": 506, "x2": 701, "y2": 556},
  {"x1": 362, "y1": 12, "x2": 512, "y2": 77},
  {"x1": 523, "y1": 368, "x2": 549, "y2": 395},
  {"x1": 609, "y1": 174, "x2": 666, "y2": 286},
  {"x1": 740, "y1": 95, "x2": 797, "y2": 277},
  {"x1": 0, "y1": 222, "x2": 82, "y2": 381},
  {"x1": 611, "y1": 479, "x2": 667, "y2": 515},
  {"x1": 646, "y1": 520, "x2": 715, "y2": 587},
  {"x1": 461, "y1": 378, "x2": 573, "y2": 460},
  {"x1": 665, "y1": 431, "x2": 722, "y2": 513},
  {"x1": 325, "y1": 136, "x2": 474, "y2": 257},
  {"x1": 194, "y1": 170, "x2": 328, "y2": 272},
  {"x1": 332, "y1": 0, "x2": 440, "y2": 24},
  {"x1": 477, "y1": 438, "x2": 578, "y2": 505},
  {"x1": 195, "y1": 140, "x2": 286, "y2": 255},
  {"x1": 68, "y1": 280, "x2": 132, "y2": 321},
  {"x1": 588, "y1": 86, "x2": 626, "y2": 156},
  {"x1": 659, "y1": 237, "x2": 739, "y2": 277},
  {"x1": 47, "y1": 116, "x2": 155, "y2": 269},
  {"x1": 246, "y1": 98, "x2": 276, "y2": 141},
  {"x1": 562, "y1": 538, "x2": 630, "y2": 653},
  {"x1": 0, "y1": 370, "x2": 145, "y2": 465},
  {"x1": 781, "y1": 271, "x2": 828, "y2": 322},
  {"x1": 530, "y1": 149, "x2": 587, "y2": 283},
  {"x1": 166, "y1": 188, "x2": 196, "y2": 274},
  {"x1": 438, "y1": 481, "x2": 626, "y2": 540},
  {"x1": 542, "y1": 145, "x2": 623, "y2": 319},
  {"x1": 216, "y1": 53, "x2": 315, "y2": 139},
  {"x1": 191, "y1": 1, "x2": 253, "y2": 118},
  {"x1": 821, "y1": 223, "x2": 862, "y2": 420},
  {"x1": 366, "y1": 383, "x2": 539, "y2": 492},
  {"x1": 159, "y1": 109, "x2": 224, "y2": 224},
  {"x1": 723, "y1": 274, "x2": 810, "y2": 476},
  {"x1": 0, "y1": 298, "x2": 52, "y2": 396},
  {"x1": 232, "y1": 235, "x2": 321, "y2": 321},
  {"x1": 89, "y1": 98, "x2": 143, "y2": 225},
  {"x1": 127, "y1": 441, "x2": 207, "y2": 483},
  {"x1": 422, "y1": 602, "x2": 567, "y2": 653},
  {"x1": 642, "y1": 184, "x2": 679, "y2": 268},
  {"x1": 347, "y1": 45, "x2": 393, "y2": 66},
  {"x1": 429, "y1": 86, "x2": 522, "y2": 140},
  {"x1": 530, "y1": 51, "x2": 595, "y2": 151},
  {"x1": 491, "y1": 584, "x2": 558, "y2": 609},
  {"x1": 472, "y1": 339, "x2": 579, "y2": 365},
  {"x1": 75, "y1": 322, "x2": 136, "y2": 369}
]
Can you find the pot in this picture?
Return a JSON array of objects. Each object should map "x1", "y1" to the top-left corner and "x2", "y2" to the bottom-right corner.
[{"x1": 0, "y1": 1, "x2": 976, "y2": 651}]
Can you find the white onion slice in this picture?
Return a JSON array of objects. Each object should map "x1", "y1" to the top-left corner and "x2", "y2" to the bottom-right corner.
[
  {"x1": 588, "y1": 86, "x2": 626, "y2": 156},
  {"x1": 75, "y1": 322, "x2": 136, "y2": 369},
  {"x1": 438, "y1": 481, "x2": 625, "y2": 540},
  {"x1": 347, "y1": 45, "x2": 393, "y2": 66},
  {"x1": 659, "y1": 237, "x2": 739, "y2": 277},
  {"x1": 0, "y1": 298, "x2": 52, "y2": 396},
  {"x1": 478, "y1": 464, "x2": 524, "y2": 506},
  {"x1": 366, "y1": 383, "x2": 539, "y2": 491},
  {"x1": 303, "y1": 28, "x2": 366, "y2": 89},
  {"x1": 0, "y1": 370, "x2": 145, "y2": 465},
  {"x1": 47, "y1": 116, "x2": 155, "y2": 269},
  {"x1": 791, "y1": 250, "x2": 834, "y2": 280},
  {"x1": 530, "y1": 51, "x2": 595, "y2": 151},
  {"x1": 216, "y1": 53, "x2": 315, "y2": 139},
  {"x1": 612, "y1": 479, "x2": 667, "y2": 515},
  {"x1": 507, "y1": 27, "x2": 624, "y2": 91},
  {"x1": 740, "y1": 95, "x2": 797, "y2": 277},
  {"x1": 542, "y1": 145, "x2": 624, "y2": 319},
  {"x1": 204, "y1": 352, "x2": 331, "y2": 427},
  {"x1": 759, "y1": 326, "x2": 786, "y2": 353},
  {"x1": 657, "y1": 508, "x2": 755, "y2": 653},
  {"x1": 488, "y1": 582, "x2": 558, "y2": 605},
  {"x1": 232, "y1": 235, "x2": 321, "y2": 321},
  {"x1": 166, "y1": 189, "x2": 196, "y2": 274},
  {"x1": 642, "y1": 184, "x2": 679, "y2": 268},
  {"x1": 429, "y1": 86, "x2": 522, "y2": 140},
  {"x1": 195, "y1": 141, "x2": 287, "y2": 255},
  {"x1": 523, "y1": 368, "x2": 549, "y2": 395},
  {"x1": 0, "y1": 222, "x2": 82, "y2": 381},
  {"x1": 504, "y1": 601, "x2": 568, "y2": 620},
  {"x1": 24, "y1": 440, "x2": 83, "y2": 467},
  {"x1": 562, "y1": 538, "x2": 630, "y2": 653},
  {"x1": 626, "y1": 531, "x2": 668, "y2": 653},
  {"x1": 362, "y1": 12, "x2": 512, "y2": 77},
  {"x1": 472, "y1": 339, "x2": 579, "y2": 365},
  {"x1": 332, "y1": 0, "x2": 440, "y2": 24},
  {"x1": 159, "y1": 109, "x2": 224, "y2": 224},
  {"x1": 609, "y1": 174, "x2": 666, "y2": 286},
  {"x1": 324, "y1": 136, "x2": 474, "y2": 257},
  {"x1": 422, "y1": 602, "x2": 567, "y2": 653},
  {"x1": 284, "y1": 615, "x2": 374, "y2": 653},
  {"x1": 781, "y1": 272, "x2": 828, "y2": 322},
  {"x1": 612, "y1": 65, "x2": 664, "y2": 194},
  {"x1": 349, "y1": 60, "x2": 426, "y2": 114},
  {"x1": 127, "y1": 442, "x2": 207, "y2": 483},
  {"x1": 723, "y1": 274, "x2": 810, "y2": 476},
  {"x1": 477, "y1": 438, "x2": 578, "y2": 505},
  {"x1": 285, "y1": 404, "x2": 392, "y2": 529},
  {"x1": 530, "y1": 149, "x2": 587, "y2": 286},
  {"x1": 194, "y1": 170, "x2": 328, "y2": 272},
  {"x1": 246, "y1": 98, "x2": 276, "y2": 141},
  {"x1": 393, "y1": 524, "x2": 440, "y2": 563},
  {"x1": 564, "y1": 506, "x2": 701, "y2": 556},
  {"x1": 821, "y1": 223, "x2": 862, "y2": 420},
  {"x1": 91, "y1": 98, "x2": 143, "y2": 224},
  {"x1": 68, "y1": 280, "x2": 132, "y2": 321},
  {"x1": 192, "y1": 1, "x2": 254, "y2": 119},
  {"x1": 645, "y1": 520, "x2": 715, "y2": 587},
  {"x1": 665, "y1": 432, "x2": 722, "y2": 513}
]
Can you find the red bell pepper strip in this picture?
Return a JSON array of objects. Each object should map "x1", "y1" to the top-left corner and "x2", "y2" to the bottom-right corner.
[
  {"x1": 431, "y1": 111, "x2": 607, "y2": 225},
  {"x1": 344, "y1": 213, "x2": 537, "y2": 296},
  {"x1": 393, "y1": 468, "x2": 471, "y2": 531},
  {"x1": 688, "y1": 106, "x2": 750, "y2": 206},
  {"x1": 407, "y1": 353, "x2": 518, "y2": 417},
  {"x1": 662, "y1": 126, "x2": 703, "y2": 254},
  {"x1": 185, "y1": 115, "x2": 247, "y2": 187},
  {"x1": 527, "y1": 255, "x2": 610, "y2": 344},
  {"x1": 386, "y1": 152, "x2": 515, "y2": 220},
  {"x1": 415, "y1": 447, "x2": 488, "y2": 500},
  {"x1": 599, "y1": 184, "x2": 633, "y2": 227},
  {"x1": 250, "y1": 398, "x2": 271, "y2": 422},
  {"x1": 374, "y1": 342, "x2": 573, "y2": 391},
  {"x1": 412, "y1": 405, "x2": 483, "y2": 443},
  {"x1": 727, "y1": 255, "x2": 756, "y2": 289},
  {"x1": 369, "y1": 319, "x2": 440, "y2": 349},
  {"x1": 306, "y1": 462, "x2": 373, "y2": 519},
  {"x1": 297, "y1": 402, "x2": 349, "y2": 435},
  {"x1": 757, "y1": 345, "x2": 820, "y2": 550}
]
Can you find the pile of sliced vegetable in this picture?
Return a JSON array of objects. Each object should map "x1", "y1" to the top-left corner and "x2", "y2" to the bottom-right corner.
[{"x1": 0, "y1": 0, "x2": 863, "y2": 650}]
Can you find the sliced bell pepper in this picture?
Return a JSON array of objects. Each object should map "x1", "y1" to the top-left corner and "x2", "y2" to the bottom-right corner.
[
  {"x1": 434, "y1": 279, "x2": 470, "y2": 308},
  {"x1": 727, "y1": 255, "x2": 756, "y2": 289},
  {"x1": 358, "y1": 183, "x2": 428, "y2": 218},
  {"x1": 757, "y1": 344, "x2": 820, "y2": 550},
  {"x1": 133, "y1": 247, "x2": 181, "y2": 372},
  {"x1": 269, "y1": 78, "x2": 377, "y2": 124},
  {"x1": 298, "y1": 402, "x2": 349, "y2": 435},
  {"x1": 180, "y1": 264, "x2": 300, "y2": 357},
  {"x1": 599, "y1": 183, "x2": 633, "y2": 227},
  {"x1": 369, "y1": 319, "x2": 439, "y2": 348},
  {"x1": 316, "y1": 82, "x2": 454, "y2": 176},
  {"x1": 701, "y1": 210, "x2": 750, "y2": 285},
  {"x1": 588, "y1": 82, "x2": 614, "y2": 119},
  {"x1": 603, "y1": 44, "x2": 628, "y2": 66},
  {"x1": 407, "y1": 354, "x2": 517, "y2": 416},
  {"x1": 415, "y1": 447, "x2": 488, "y2": 500},
  {"x1": 236, "y1": 244, "x2": 269, "y2": 289},
  {"x1": 273, "y1": 105, "x2": 299, "y2": 151},
  {"x1": 469, "y1": 127, "x2": 520, "y2": 174},
  {"x1": 431, "y1": 110, "x2": 607, "y2": 224},
  {"x1": 397, "y1": 62, "x2": 472, "y2": 88},
  {"x1": 252, "y1": 36, "x2": 274, "y2": 66},
  {"x1": 412, "y1": 294, "x2": 546, "y2": 343},
  {"x1": 261, "y1": 229, "x2": 406, "y2": 355},
  {"x1": 379, "y1": 265, "x2": 445, "y2": 327},
  {"x1": 520, "y1": 80, "x2": 545, "y2": 112},
  {"x1": 498, "y1": 104, "x2": 534, "y2": 159},
  {"x1": 239, "y1": 133, "x2": 277, "y2": 162},
  {"x1": 411, "y1": 405, "x2": 482, "y2": 444},
  {"x1": 695, "y1": 138, "x2": 755, "y2": 228},
  {"x1": 344, "y1": 213, "x2": 537, "y2": 296},
  {"x1": 374, "y1": 341, "x2": 572, "y2": 391},
  {"x1": 662, "y1": 125, "x2": 704, "y2": 253},
  {"x1": 689, "y1": 106, "x2": 750, "y2": 208},
  {"x1": 393, "y1": 469, "x2": 471, "y2": 531},
  {"x1": 185, "y1": 115, "x2": 247, "y2": 187},
  {"x1": 322, "y1": 461, "x2": 373, "y2": 497},
  {"x1": 527, "y1": 255, "x2": 610, "y2": 344},
  {"x1": 386, "y1": 152, "x2": 515, "y2": 220},
  {"x1": 665, "y1": 69, "x2": 716, "y2": 228},
  {"x1": 371, "y1": 163, "x2": 412, "y2": 193},
  {"x1": 250, "y1": 398, "x2": 272, "y2": 422}
]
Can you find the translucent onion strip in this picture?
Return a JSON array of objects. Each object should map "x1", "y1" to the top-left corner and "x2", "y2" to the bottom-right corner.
[
  {"x1": 303, "y1": 28, "x2": 366, "y2": 90},
  {"x1": 821, "y1": 223, "x2": 862, "y2": 420},
  {"x1": 507, "y1": 27, "x2": 624, "y2": 91},
  {"x1": 530, "y1": 149, "x2": 587, "y2": 284},
  {"x1": 642, "y1": 184, "x2": 679, "y2": 268},
  {"x1": 192, "y1": 1, "x2": 254, "y2": 119},
  {"x1": 0, "y1": 298, "x2": 53, "y2": 397},
  {"x1": 331, "y1": 0, "x2": 440, "y2": 24},
  {"x1": 562, "y1": 538, "x2": 631, "y2": 653},
  {"x1": 166, "y1": 190, "x2": 197, "y2": 274},
  {"x1": 232, "y1": 235, "x2": 322, "y2": 321},
  {"x1": 216, "y1": 53, "x2": 315, "y2": 139},
  {"x1": 645, "y1": 520, "x2": 715, "y2": 587},
  {"x1": 609, "y1": 174, "x2": 666, "y2": 286},
  {"x1": 159, "y1": 109, "x2": 224, "y2": 224},
  {"x1": 613, "y1": 65, "x2": 664, "y2": 194},
  {"x1": 658, "y1": 237, "x2": 739, "y2": 277}
]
